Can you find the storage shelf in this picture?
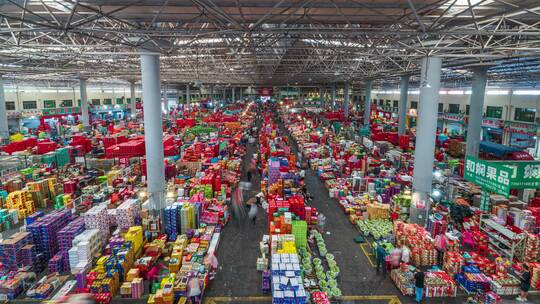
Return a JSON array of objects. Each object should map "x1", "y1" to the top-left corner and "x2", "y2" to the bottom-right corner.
[{"x1": 479, "y1": 214, "x2": 525, "y2": 260}]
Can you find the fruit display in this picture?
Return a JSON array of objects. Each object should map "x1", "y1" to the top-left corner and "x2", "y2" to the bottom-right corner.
[{"x1": 356, "y1": 218, "x2": 393, "y2": 239}]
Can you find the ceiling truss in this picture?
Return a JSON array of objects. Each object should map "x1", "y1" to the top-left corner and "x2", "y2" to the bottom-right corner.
[{"x1": 0, "y1": 0, "x2": 538, "y2": 88}]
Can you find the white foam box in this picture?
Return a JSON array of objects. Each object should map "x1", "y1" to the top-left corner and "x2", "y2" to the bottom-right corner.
[{"x1": 284, "y1": 290, "x2": 294, "y2": 298}]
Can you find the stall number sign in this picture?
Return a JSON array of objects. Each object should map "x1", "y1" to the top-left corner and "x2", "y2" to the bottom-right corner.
[{"x1": 464, "y1": 156, "x2": 511, "y2": 196}]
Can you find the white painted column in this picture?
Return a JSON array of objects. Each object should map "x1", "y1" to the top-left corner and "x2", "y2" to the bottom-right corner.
[
  {"x1": 0, "y1": 75, "x2": 9, "y2": 139},
  {"x1": 344, "y1": 83, "x2": 350, "y2": 118},
  {"x1": 130, "y1": 81, "x2": 137, "y2": 116},
  {"x1": 79, "y1": 78, "x2": 90, "y2": 129},
  {"x1": 162, "y1": 84, "x2": 169, "y2": 117},
  {"x1": 186, "y1": 84, "x2": 191, "y2": 111},
  {"x1": 364, "y1": 80, "x2": 372, "y2": 126},
  {"x1": 466, "y1": 67, "x2": 488, "y2": 157},
  {"x1": 398, "y1": 75, "x2": 410, "y2": 135},
  {"x1": 411, "y1": 56, "x2": 442, "y2": 224},
  {"x1": 232, "y1": 86, "x2": 236, "y2": 102},
  {"x1": 140, "y1": 51, "x2": 166, "y2": 226},
  {"x1": 331, "y1": 84, "x2": 336, "y2": 110}
]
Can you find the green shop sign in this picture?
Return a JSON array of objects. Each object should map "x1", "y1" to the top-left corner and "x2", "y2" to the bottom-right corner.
[
  {"x1": 502, "y1": 161, "x2": 540, "y2": 189},
  {"x1": 464, "y1": 156, "x2": 512, "y2": 196}
]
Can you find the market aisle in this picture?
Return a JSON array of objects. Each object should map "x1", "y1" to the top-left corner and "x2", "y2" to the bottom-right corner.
[
  {"x1": 278, "y1": 124, "x2": 399, "y2": 297},
  {"x1": 303, "y1": 170, "x2": 401, "y2": 295},
  {"x1": 205, "y1": 120, "x2": 267, "y2": 297}
]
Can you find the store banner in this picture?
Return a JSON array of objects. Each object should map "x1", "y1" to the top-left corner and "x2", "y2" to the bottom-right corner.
[
  {"x1": 482, "y1": 118, "x2": 503, "y2": 128},
  {"x1": 464, "y1": 156, "x2": 511, "y2": 196},
  {"x1": 258, "y1": 87, "x2": 273, "y2": 96},
  {"x1": 502, "y1": 161, "x2": 540, "y2": 189},
  {"x1": 504, "y1": 121, "x2": 537, "y2": 136}
]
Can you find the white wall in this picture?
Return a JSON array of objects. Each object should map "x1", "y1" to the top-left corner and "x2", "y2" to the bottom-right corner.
[
  {"x1": 370, "y1": 88, "x2": 540, "y2": 123},
  {"x1": 3, "y1": 86, "x2": 143, "y2": 112}
]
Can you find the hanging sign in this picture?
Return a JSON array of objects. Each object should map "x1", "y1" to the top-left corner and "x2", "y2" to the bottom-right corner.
[
  {"x1": 464, "y1": 156, "x2": 512, "y2": 196},
  {"x1": 479, "y1": 189, "x2": 491, "y2": 212},
  {"x1": 502, "y1": 161, "x2": 540, "y2": 189}
]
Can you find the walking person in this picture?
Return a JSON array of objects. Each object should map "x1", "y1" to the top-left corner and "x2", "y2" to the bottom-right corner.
[
  {"x1": 375, "y1": 243, "x2": 388, "y2": 277},
  {"x1": 517, "y1": 264, "x2": 531, "y2": 302},
  {"x1": 434, "y1": 234, "x2": 448, "y2": 265},
  {"x1": 414, "y1": 269, "x2": 425, "y2": 303},
  {"x1": 187, "y1": 275, "x2": 202, "y2": 303},
  {"x1": 248, "y1": 201, "x2": 258, "y2": 225}
]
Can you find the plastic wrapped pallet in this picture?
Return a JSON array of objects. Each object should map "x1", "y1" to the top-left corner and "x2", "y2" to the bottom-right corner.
[
  {"x1": 115, "y1": 199, "x2": 140, "y2": 230},
  {"x1": 69, "y1": 229, "x2": 101, "y2": 273},
  {"x1": 27, "y1": 208, "x2": 71, "y2": 260},
  {"x1": 84, "y1": 204, "x2": 110, "y2": 245}
]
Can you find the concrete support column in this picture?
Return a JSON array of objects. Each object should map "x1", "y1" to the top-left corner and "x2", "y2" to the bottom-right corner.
[
  {"x1": 239, "y1": 87, "x2": 243, "y2": 101},
  {"x1": 319, "y1": 87, "x2": 324, "y2": 107},
  {"x1": 210, "y1": 85, "x2": 214, "y2": 101},
  {"x1": 232, "y1": 86, "x2": 236, "y2": 102},
  {"x1": 364, "y1": 80, "x2": 372, "y2": 126},
  {"x1": 344, "y1": 82, "x2": 350, "y2": 118},
  {"x1": 398, "y1": 75, "x2": 410, "y2": 135},
  {"x1": 79, "y1": 78, "x2": 90, "y2": 129},
  {"x1": 186, "y1": 84, "x2": 191, "y2": 111},
  {"x1": 223, "y1": 88, "x2": 226, "y2": 102},
  {"x1": 411, "y1": 56, "x2": 442, "y2": 225},
  {"x1": 331, "y1": 84, "x2": 336, "y2": 110},
  {"x1": 0, "y1": 75, "x2": 9, "y2": 139},
  {"x1": 129, "y1": 81, "x2": 137, "y2": 116},
  {"x1": 139, "y1": 51, "x2": 166, "y2": 225},
  {"x1": 162, "y1": 84, "x2": 168, "y2": 117},
  {"x1": 466, "y1": 67, "x2": 488, "y2": 157}
]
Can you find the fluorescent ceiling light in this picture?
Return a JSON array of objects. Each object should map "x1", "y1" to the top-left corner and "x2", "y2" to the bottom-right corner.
[
  {"x1": 486, "y1": 90, "x2": 508, "y2": 95},
  {"x1": 514, "y1": 90, "x2": 540, "y2": 95},
  {"x1": 447, "y1": 90, "x2": 464, "y2": 95}
]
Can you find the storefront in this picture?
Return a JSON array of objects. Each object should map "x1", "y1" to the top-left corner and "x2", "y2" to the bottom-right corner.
[
  {"x1": 407, "y1": 109, "x2": 417, "y2": 128},
  {"x1": 6, "y1": 111, "x2": 22, "y2": 133},
  {"x1": 504, "y1": 121, "x2": 538, "y2": 149},
  {"x1": 20, "y1": 110, "x2": 44, "y2": 130},
  {"x1": 439, "y1": 113, "x2": 466, "y2": 136},
  {"x1": 92, "y1": 105, "x2": 127, "y2": 120},
  {"x1": 481, "y1": 118, "x2": 504, "y2": 144},
  {"x1": 375, "y1": 108, "x2": 398, "y2": 122}
]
